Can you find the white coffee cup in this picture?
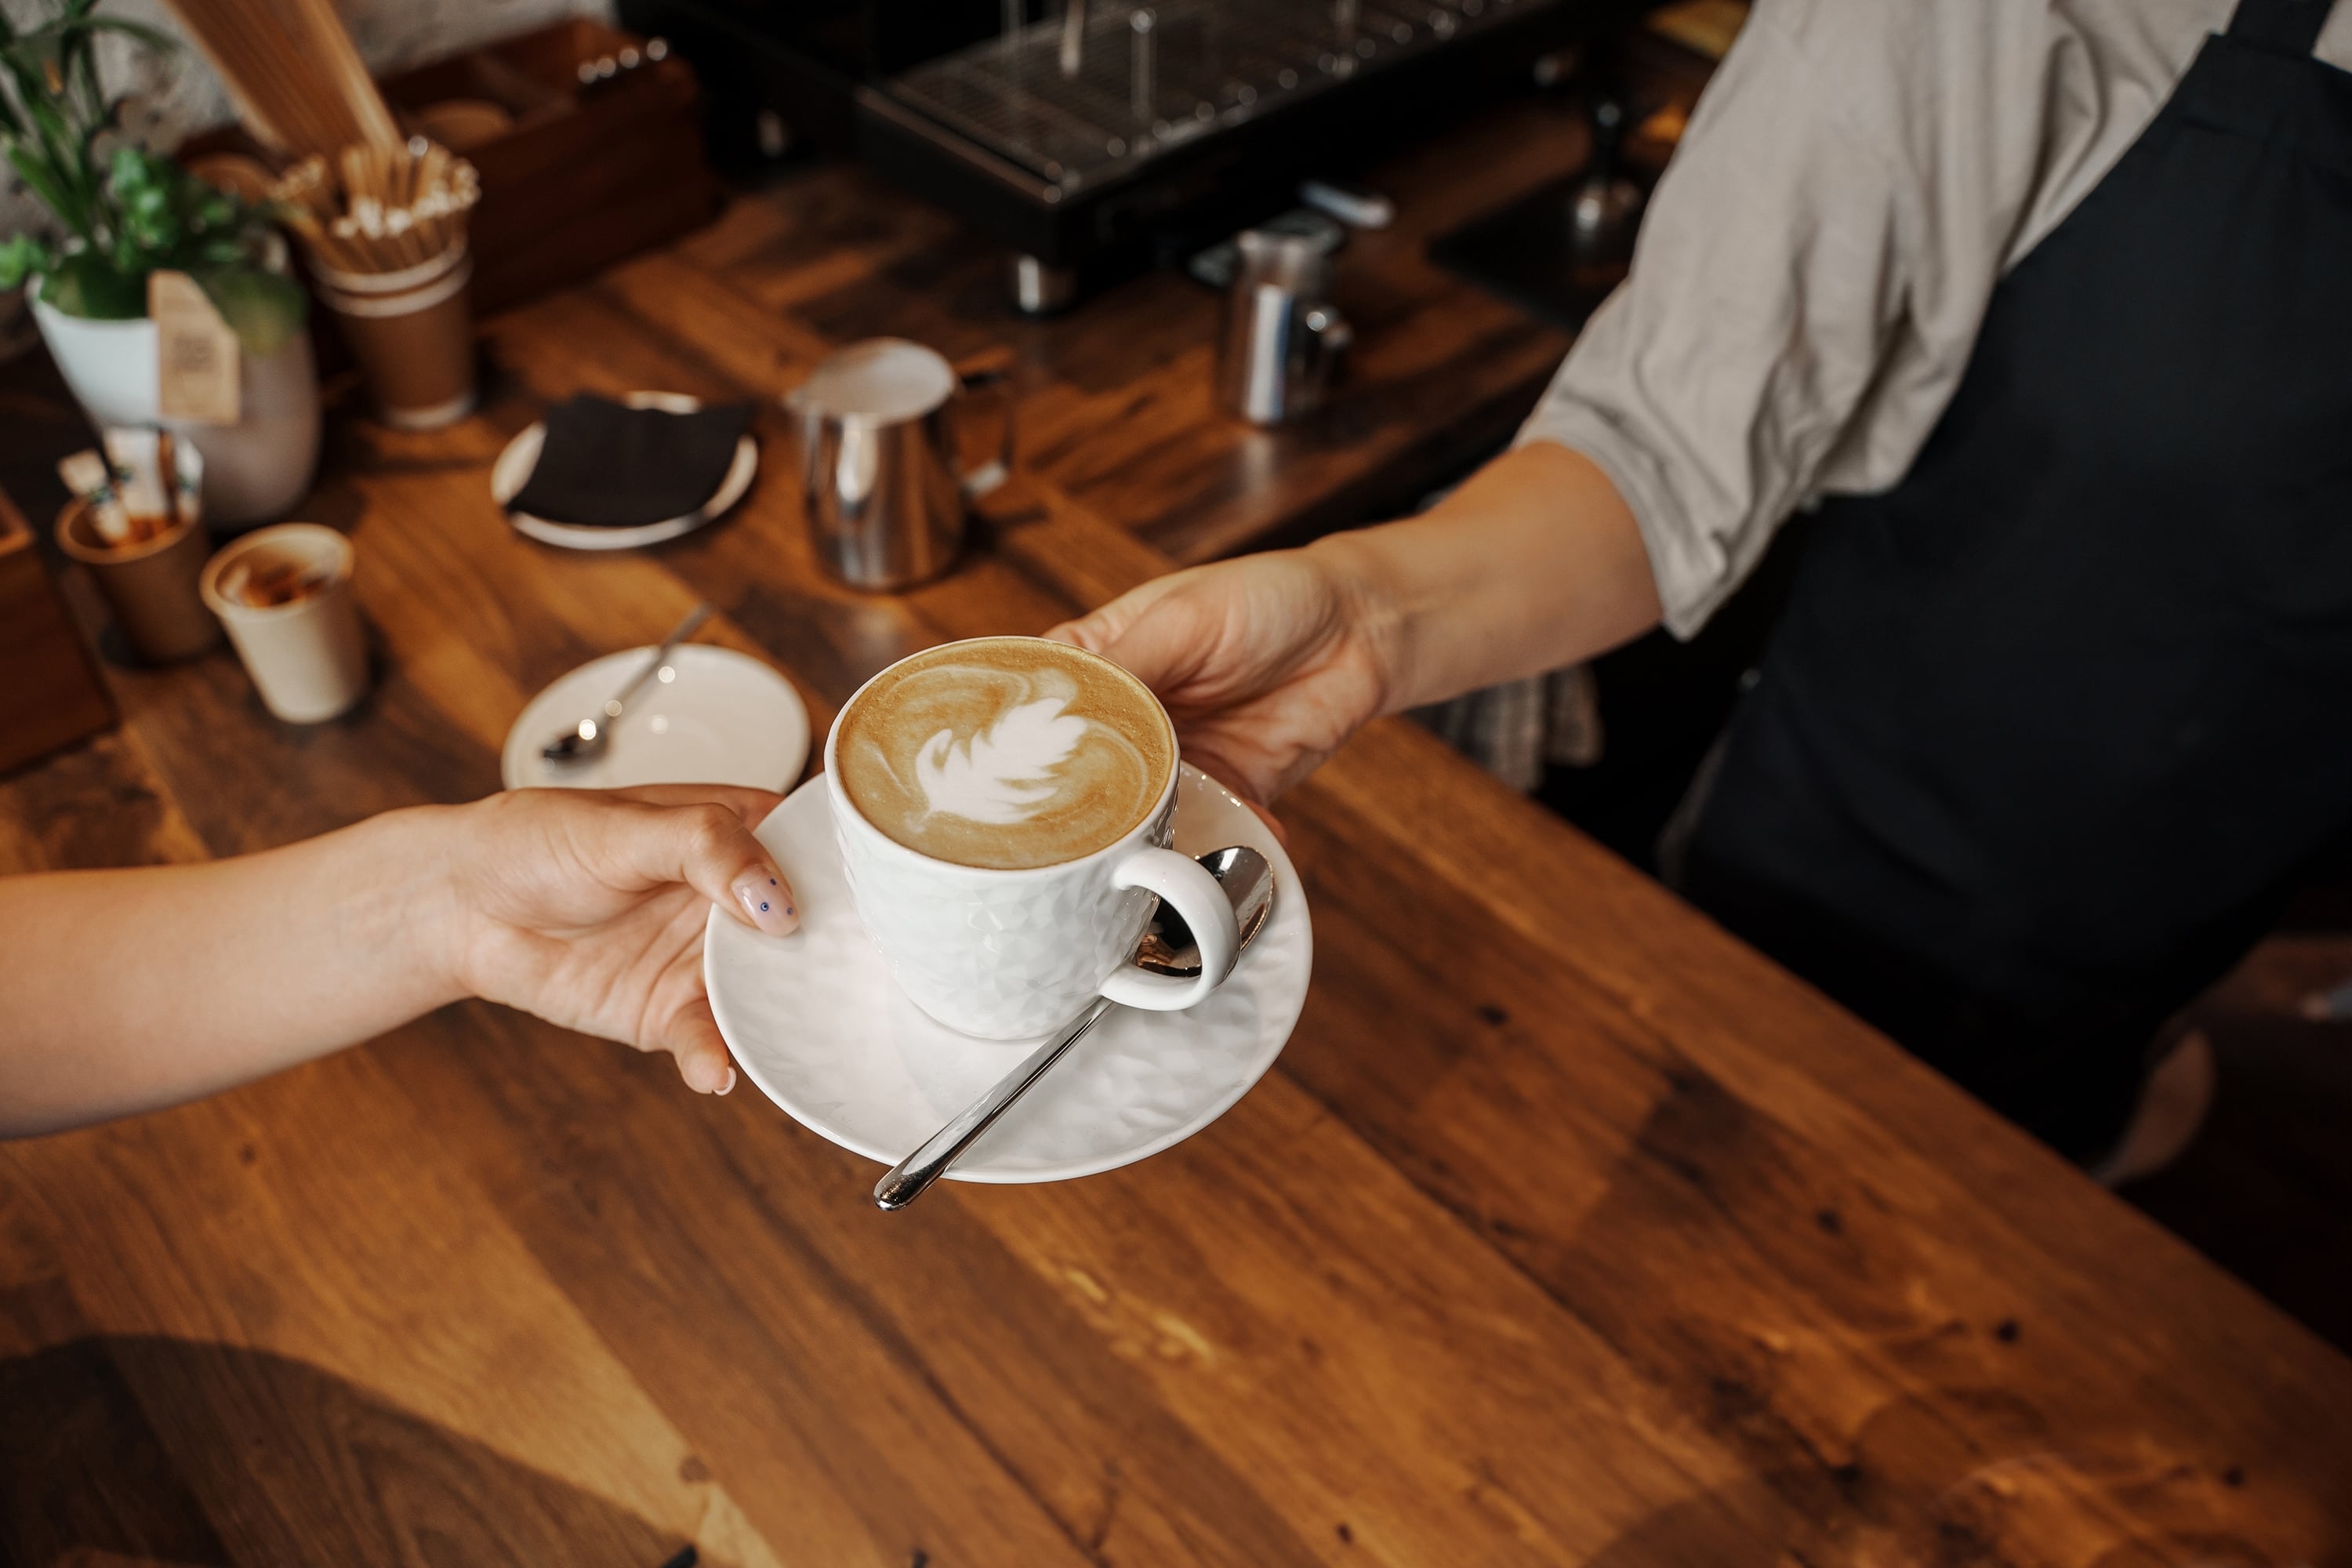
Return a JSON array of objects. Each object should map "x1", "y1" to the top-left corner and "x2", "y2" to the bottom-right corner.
[
  {"x1": 198, "y1": 523, "x2": 369, "y2": 724},
  {"x1": 825, "y1": 639, "x2": 1240, "y2": 1040}
]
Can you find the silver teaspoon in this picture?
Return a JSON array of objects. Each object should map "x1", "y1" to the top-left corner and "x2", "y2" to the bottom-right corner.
[
  {"x1": 873, "y1": 844, "x2": 1276, "y2": 1210},
  {"x1": 541, "y1": 603, "x2": 712, "y2": 768}
]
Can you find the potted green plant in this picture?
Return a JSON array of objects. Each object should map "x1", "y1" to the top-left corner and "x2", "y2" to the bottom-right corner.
[{"x1": 1, "y1": 0, "x2": 320, "y2": 526}]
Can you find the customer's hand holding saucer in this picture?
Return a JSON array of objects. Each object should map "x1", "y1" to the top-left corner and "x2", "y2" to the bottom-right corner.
[{"x1": 451, "y1": 784, "x2": 797, "y2": 1097}]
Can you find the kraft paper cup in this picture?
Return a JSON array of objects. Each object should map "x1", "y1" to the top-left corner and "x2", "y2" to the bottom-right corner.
[
  {"x1": 56, "y1": 498, "x2": 220, "y2": 664},
  {"x1": 313, "y1": 242, "x2": 477, "y2": 431},
  {"x1": 199, "y1": 524, "x2": 369, "y2": 723}
]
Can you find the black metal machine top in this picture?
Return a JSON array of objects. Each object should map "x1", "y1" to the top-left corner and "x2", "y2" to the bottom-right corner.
[{"x1": 880, "y1": 0, "x2": 1559, "y2": 201}]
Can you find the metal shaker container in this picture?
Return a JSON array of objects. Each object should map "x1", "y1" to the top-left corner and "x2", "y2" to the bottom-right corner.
[{"x1": 1216, "y1": 230, "x2": 1353, "y2": 426}]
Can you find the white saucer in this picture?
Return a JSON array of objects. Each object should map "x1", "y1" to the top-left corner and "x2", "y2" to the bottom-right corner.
[
  {"x1": 705, "y1": 765, "x2": 1313, "y2": 1184},
  {"x1": 493, "y1": 390, "x2": 759, "y2": 551},
  {"x1": 500, "y1": 644, "x2": 811, "y2": 792}
]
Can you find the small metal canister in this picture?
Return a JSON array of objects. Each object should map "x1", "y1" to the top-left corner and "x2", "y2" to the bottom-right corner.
[{"x1": 1216, "y1": 230, "x2": 1353, "y2": 426}]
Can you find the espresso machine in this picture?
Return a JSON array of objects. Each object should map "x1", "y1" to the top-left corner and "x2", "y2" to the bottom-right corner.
[{"x1": 626, "y1": 0, "x2": 1629, "y2": 309}]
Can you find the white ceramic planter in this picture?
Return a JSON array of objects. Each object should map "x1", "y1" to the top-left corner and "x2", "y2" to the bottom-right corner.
[{"x1": 32, "y1": 291, "x2": 322, "y2": 529}]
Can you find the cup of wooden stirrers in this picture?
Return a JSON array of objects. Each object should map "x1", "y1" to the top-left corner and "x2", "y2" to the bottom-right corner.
[
  {"x1": 274, "y1": 139, "x2": 482, "y2": 430},
  {"x1": 53, "y1": 434, "x2": 219, "y2": 664}
]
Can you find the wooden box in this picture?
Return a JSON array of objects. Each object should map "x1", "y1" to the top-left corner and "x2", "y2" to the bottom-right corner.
[
  {"x1": 0, "y1": 484, "x2": 114, "y2": 776},
  {"x1": 377, "y1": 19, "x2": 724, "y2": 314},
  {"x1": 182, "y1": 19, "x2": 723, "y2": 317}
]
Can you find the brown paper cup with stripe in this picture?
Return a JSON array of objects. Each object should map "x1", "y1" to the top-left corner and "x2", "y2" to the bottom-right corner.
[
  {"x1": 314, "y1": 243, "x2": 477, "y2": 431},
  {"x1": 56, "y1": 498, "x2": 220, "y2": 664}
]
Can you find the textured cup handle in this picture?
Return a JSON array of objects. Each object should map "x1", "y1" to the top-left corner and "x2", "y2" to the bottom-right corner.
[{"x1": 1098, "y1": 845, "x2": 1239, "y2": 1011}]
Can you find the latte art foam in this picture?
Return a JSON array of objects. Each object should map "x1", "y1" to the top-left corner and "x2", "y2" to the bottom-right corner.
[{"x1": 837, "y1": 637, "x2": 1175, "y2": 869}]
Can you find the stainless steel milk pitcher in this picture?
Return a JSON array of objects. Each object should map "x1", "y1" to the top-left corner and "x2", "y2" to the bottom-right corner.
[{"x1": 789, "y1": 338, "x2": 1014, "y2": 590}]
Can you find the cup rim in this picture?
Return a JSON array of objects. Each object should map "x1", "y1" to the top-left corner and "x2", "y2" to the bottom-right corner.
[
  {"x1": 27, "y1": 286, "x2": 155, "y2": 335},
  {"x1": 824, "y1": 634, "x2": 1181, "y2": 879},
  {"x1": 309, "y1": 238, "x2": 470, "y2": 297},
  {"x1": 198, "y1": 522, "x2": 355, "y2": 620},
  {"x1": 314, "y1": 255, "x2": 474, "y2": 318},
  {"x1": 787, "y1": 336, "x2": 957, "y2": 428},
  {"x1": 54, "y1": 495, "x2": 201, "y2": 565}
]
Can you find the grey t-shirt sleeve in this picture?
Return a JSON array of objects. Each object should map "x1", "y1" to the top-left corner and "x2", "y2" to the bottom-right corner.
[
  {"x1": 1515, "y1": 0, "x2": 2104, "y2": 641},
  {"x1": 1517, "y1": 10, "x2": 1917, "y2": 638},
  {"x1": 1510, "y1": 0, "x2": 2344, "y2": 641}
]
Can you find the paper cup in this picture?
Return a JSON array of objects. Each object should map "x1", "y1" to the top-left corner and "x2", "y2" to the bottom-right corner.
[
  {"x1": 199, "y1": 524, "x2": 369, "y2": 723},
  {"x1": 314, "y1": 242, "x2": 477, "y2": 431},
  {"x1": 56, "y1": 498, "x2": 219, "y2": 664}
]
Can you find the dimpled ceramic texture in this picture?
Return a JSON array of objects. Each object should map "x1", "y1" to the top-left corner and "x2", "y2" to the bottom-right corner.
[
  {"x1": 833, "y1": 776, "x2": 1174, "y2": 1039},
  {"x1": 703, "y1": 765, "x2": 1312, "y2": 1183}
]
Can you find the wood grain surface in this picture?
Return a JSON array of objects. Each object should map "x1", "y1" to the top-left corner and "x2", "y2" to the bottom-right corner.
[
  {"x1": 4, "y1": 103, "x2": 2350, "y2": 1567},
  {"x1": 0, "y1": 482, "x2": 114, "y2": 775}
]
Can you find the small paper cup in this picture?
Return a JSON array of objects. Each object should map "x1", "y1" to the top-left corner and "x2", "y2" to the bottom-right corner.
[
  {"x1": 56, "y1": 498, "x2": 219, "y2": 664},
  {"x1": 200, "y1": 524, "x2": 369, "y2": 723}
]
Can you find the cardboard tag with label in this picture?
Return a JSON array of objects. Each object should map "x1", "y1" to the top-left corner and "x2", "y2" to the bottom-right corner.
[{"x1": 148, "y1": 270, "x2": 241, "y2": 426}]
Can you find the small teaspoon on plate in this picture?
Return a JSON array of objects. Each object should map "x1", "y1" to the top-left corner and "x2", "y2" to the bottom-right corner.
[
  {"x1": 542, "y1": 603, "x2": 710, "y2": 768},
  {"x1": 873, "y1": 844, "x2": 1276, "y2": 1210}
]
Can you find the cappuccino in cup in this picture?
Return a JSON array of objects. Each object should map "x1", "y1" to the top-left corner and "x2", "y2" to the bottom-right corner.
[
  {"x1": 835, "y1": 637, "x2": 1175, "y2": 870},
  {"x1": 826, "y1": 636, "x2": 1239, "y2": 1040}
]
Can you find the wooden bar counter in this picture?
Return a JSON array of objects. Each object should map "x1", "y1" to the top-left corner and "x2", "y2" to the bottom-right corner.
[{"x1": 3, "y1": 122, "x2": 2350, "y2": 1566}]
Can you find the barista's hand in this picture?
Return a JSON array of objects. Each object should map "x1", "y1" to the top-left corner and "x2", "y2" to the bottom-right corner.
[
  {"x1": 443, "y1": 785, "x2": 794, "y2": 1094},
  {"x1": 1048, "y1": 546, "x2": 1394, "y2": 811}
]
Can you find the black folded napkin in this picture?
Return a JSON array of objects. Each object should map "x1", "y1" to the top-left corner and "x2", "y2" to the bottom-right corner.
[{"x1": 507, "y1": 395, "x2": 752, "y2": 528}]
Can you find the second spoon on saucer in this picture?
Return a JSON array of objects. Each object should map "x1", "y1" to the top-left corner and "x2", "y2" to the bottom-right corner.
[{"x1": 873, "y1": 844, "x2": 1277, "y2": 1210}]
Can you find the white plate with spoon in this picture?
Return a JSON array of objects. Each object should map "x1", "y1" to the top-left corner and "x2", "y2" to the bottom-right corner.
[
  {"x1": 500, "y1": 608, "x2": 810, "y2": 792},
  {"x1": 704, "y1": 764, "x2": 1312, "y2": 1185}
]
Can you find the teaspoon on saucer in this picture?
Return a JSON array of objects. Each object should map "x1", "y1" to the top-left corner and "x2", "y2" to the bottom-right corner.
[
  {"x1": 541, "y1": 602, "x2": 710, "y2": 768},
  {"x1": 873, "y1": 844, "x2": 1276, "y2": 1210}
]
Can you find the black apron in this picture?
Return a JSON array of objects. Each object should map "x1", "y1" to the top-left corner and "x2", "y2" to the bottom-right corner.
[{"x1": 1682, "y1": 0, "x2": 2352, "y2": 1160}]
